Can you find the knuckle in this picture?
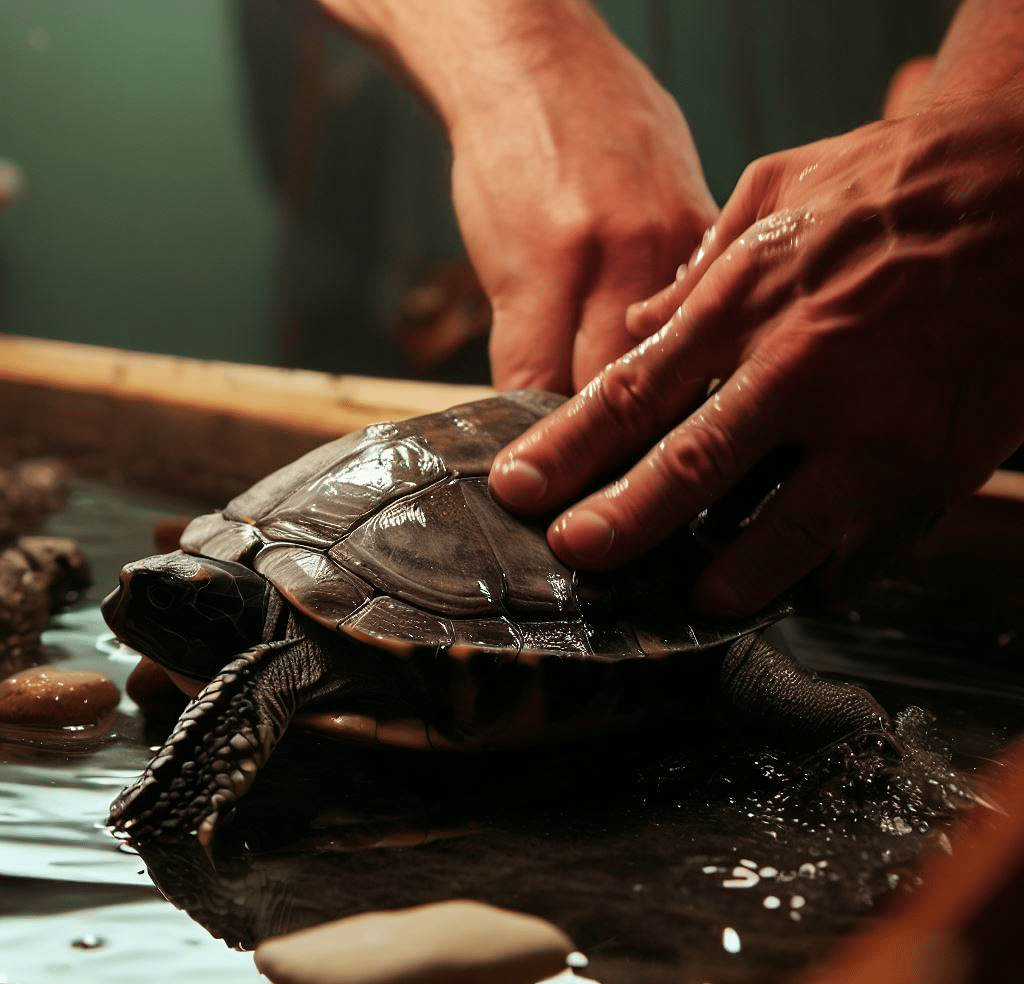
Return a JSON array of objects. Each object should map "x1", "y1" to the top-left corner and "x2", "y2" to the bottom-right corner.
[
  {"x1": 590, "y1": 361, "x2": 666, "y2": 442},
  {"x1": 545, "y1": 198, "x2": 600, "y2": 257},
  {"x1": 652, "y1": 417, "x2": 738, "y2": 492},
  {"x1": 735, "y1": 153, "x2": 786, "y2": 213}
]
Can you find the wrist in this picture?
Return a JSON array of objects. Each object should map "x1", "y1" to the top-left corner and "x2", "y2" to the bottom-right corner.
[{"x1": 320, "y1": 0, "x2": 629, "y2": 138}]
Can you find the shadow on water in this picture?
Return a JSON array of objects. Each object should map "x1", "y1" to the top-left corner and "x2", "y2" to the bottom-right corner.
[{"x1": 2, "y1": 479, "x2": 1023, "y2": 983}]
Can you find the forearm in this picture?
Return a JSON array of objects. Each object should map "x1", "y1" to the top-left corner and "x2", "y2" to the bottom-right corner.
[
  {"x1": 917, "y1": 0, "x2": 1024, "y2": 103},
  {"x1": 317, "y1": 0, "x2": 621, "y2": 139}
]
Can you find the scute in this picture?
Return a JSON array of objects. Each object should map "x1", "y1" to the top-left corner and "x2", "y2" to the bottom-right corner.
[
  {"x1": 460, "y1": 479, "x2": 577, "y2": 615},
  {"x1": 415, "y1": 391, "x2": 564, "y2": 475},
  {"x1": 226, "y1": 425, "x2": 395, "y2": 524},
  {"x1": 253, "y1": 544, "x2": 373, "y2": 631},
  {"x1": 181, "y1": 513, "x2": 264, "y2": 566},
  {"x1": 343, "y1": 596, "x2": 454, "y2": 657},
  {"x1": 249, "y1": 436, "x2": 448, "y2": 549},
  {"x1": 330, "y1": 479, "x2": 507, "y2": 618}
]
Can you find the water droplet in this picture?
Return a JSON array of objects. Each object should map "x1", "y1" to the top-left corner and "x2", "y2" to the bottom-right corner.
[
  {"x1": 71, "y1": 934, "x2": 105, "y2": 950},
  {"x1": 722, "y1": 866, "x2": 760, "y2": 889}
]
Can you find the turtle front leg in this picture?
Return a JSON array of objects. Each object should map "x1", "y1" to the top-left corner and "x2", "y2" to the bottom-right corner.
[
  {"x1": 108, "y1": 633, "x2": 329, "y2": 849},
  {"x1": 719, "y1": 633, "x2": 891, "y2": 745}
]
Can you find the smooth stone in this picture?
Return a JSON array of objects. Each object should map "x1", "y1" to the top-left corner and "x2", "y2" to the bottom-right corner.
[
  {"x1": 125, "y1": 655, "x2": 188, "y2": 714},
  {"x1": 0, "y1": 666, "x2": 120, "y2": 728},
  {"x1": 254, "y1": 900, "x2": 574, "y2": 984}
]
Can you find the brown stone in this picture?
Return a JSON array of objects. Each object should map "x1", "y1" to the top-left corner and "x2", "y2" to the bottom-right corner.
[
  {"x1": 255, "y1": 900, "x2": 574, "y2": 984},
  {"x1": 0, "y1": 666, "x2": 120, "y2": 729},
  {"x1": 125, "y1": 655, "x2": 188, "y2": 715}
]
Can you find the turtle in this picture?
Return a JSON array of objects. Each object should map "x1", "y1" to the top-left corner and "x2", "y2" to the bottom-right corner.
[{"x1": 102, "y1": 392, "x2": 891, "y2": 847}]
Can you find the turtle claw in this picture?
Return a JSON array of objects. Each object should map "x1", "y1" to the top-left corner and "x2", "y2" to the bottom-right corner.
[{"x1": 108, "y1": 644, "x2": 294, "y2": 847}]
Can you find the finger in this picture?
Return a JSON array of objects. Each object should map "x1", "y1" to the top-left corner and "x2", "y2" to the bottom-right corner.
[
  {"x1": 489, "y1": 327, "x2": 715, "y2": 516},
  {"x1": 624, "y1": 221, "x2": 727, "y2": 341},
  {"x1": 570, "y1": 210, "x2": 714, "y2": 386},
  {"x1": 624, "y1": 262, "x2": 690, "y2": 341},
  {"x1": 690, "y1": 449, "x2": 878, "y2": 618},
  {"x1": 488, "y1": 285, "x2": 576, "y2": 394},
  {"x1": 490, "y1": 232, "x2": 769, "y2": 516},
  {"x1": 543, "y1": 361, "x2": 782, "y2": 569},
  {"x1": 571, "y1": 281, "x2": 668, "y2": 391},
  {"x1": 623, "y1": 176, "x2": 770, "y2": 343}
]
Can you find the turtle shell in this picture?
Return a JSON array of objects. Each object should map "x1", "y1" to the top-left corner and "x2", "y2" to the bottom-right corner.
[{"x1": 178, "y1": 392, "x2": 786, "y2": 682}]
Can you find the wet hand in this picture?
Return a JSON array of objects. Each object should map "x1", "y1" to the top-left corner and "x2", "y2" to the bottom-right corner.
[{"x1": 491, "y1": 88, "x2": 1024, "y2": 616}]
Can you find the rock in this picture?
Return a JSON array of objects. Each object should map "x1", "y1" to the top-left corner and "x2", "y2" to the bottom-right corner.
[
  {"x1": 125, "y1": 655, "x2": 188, "y2": 716},
  {"x1": 255, "y1": 900, "x2": 574, "y2": 984},
  {"x1": 0, "y1": 458, "x2": 70, "y2": 538},
  {"x1": 0, "y1": 666, "x2": 120, "y2": 730},
  {"x1": 0, "y1": 536, "x2": 92, "y2": 673}
]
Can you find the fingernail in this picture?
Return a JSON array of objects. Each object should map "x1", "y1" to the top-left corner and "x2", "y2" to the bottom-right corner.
[
  {"x1": 555, "y1": 509, "x2": 615, "y2": 565},
  {"x1": 491, "y1": 456, "x2": 548, "y2": 507}
]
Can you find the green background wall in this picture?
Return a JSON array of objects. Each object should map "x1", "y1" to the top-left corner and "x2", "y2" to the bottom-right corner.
[
  {"x1": 0, "y1": 1, "x2": 278, "y2": 364},
  {"x1": 0, "y1": 1, "x2": 953, "y2": 381}
]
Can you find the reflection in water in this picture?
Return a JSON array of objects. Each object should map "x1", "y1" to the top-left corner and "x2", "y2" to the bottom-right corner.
[{"x1": 1, "y1": 479, "x2": 1023, "y2": 984}]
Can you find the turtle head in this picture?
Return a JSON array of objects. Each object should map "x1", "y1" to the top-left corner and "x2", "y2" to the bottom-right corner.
[{"x1": 102, "y1": 550, "x2": 273, "y2": 683}]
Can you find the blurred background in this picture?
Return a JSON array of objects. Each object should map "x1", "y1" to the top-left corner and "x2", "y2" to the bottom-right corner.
[{"x1": 0, "y1": 0, "x2": 956, "y2": 385}]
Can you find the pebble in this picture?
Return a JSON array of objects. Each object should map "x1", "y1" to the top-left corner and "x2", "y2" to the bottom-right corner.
[
  {"x1": 125, "y1": 655, "x2": 188, "y2": 714},
  {"x1": 0, "y1": 666, "x2": 120, "y2": 729},
  {"x1": 254, "y1": 901, "x2": 575, "y2": 984}
]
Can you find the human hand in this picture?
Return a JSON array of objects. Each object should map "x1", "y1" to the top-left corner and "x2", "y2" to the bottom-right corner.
[
  {"x1": 490, "y1": 87, "x2": 1024, "y2": 617},
  {"x1": 319, "y1": 0, "x2": 715, "y2": 392},
  {"x1": 446, "y1": 5, "x2": 716, "y2": 393}
]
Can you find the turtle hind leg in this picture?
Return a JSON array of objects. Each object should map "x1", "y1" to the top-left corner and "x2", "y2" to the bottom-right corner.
[
  {"x1": 108, "y1": 634, "x2": 326, "y2": 850},
  {"x1": 719, "y1": 632, "x2": 892, "y2": 746}
]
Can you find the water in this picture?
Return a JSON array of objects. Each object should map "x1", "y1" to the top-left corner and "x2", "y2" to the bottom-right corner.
[
  {"x1": 1, "y1": 480, "x2": 1022, "y2": 984},
  {"x1": 0, "y1": 480, "x2": 262, "y2": 981}
]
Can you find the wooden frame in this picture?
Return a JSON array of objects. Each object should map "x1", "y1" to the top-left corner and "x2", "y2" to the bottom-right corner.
[{"x1": 0, "y1": 334, "x2": 492, "y2": 503}]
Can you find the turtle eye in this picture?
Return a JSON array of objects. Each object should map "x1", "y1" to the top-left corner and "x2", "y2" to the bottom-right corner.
[{"x1": 146, "y1": 582, "x2": 177, "y2": 611}]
